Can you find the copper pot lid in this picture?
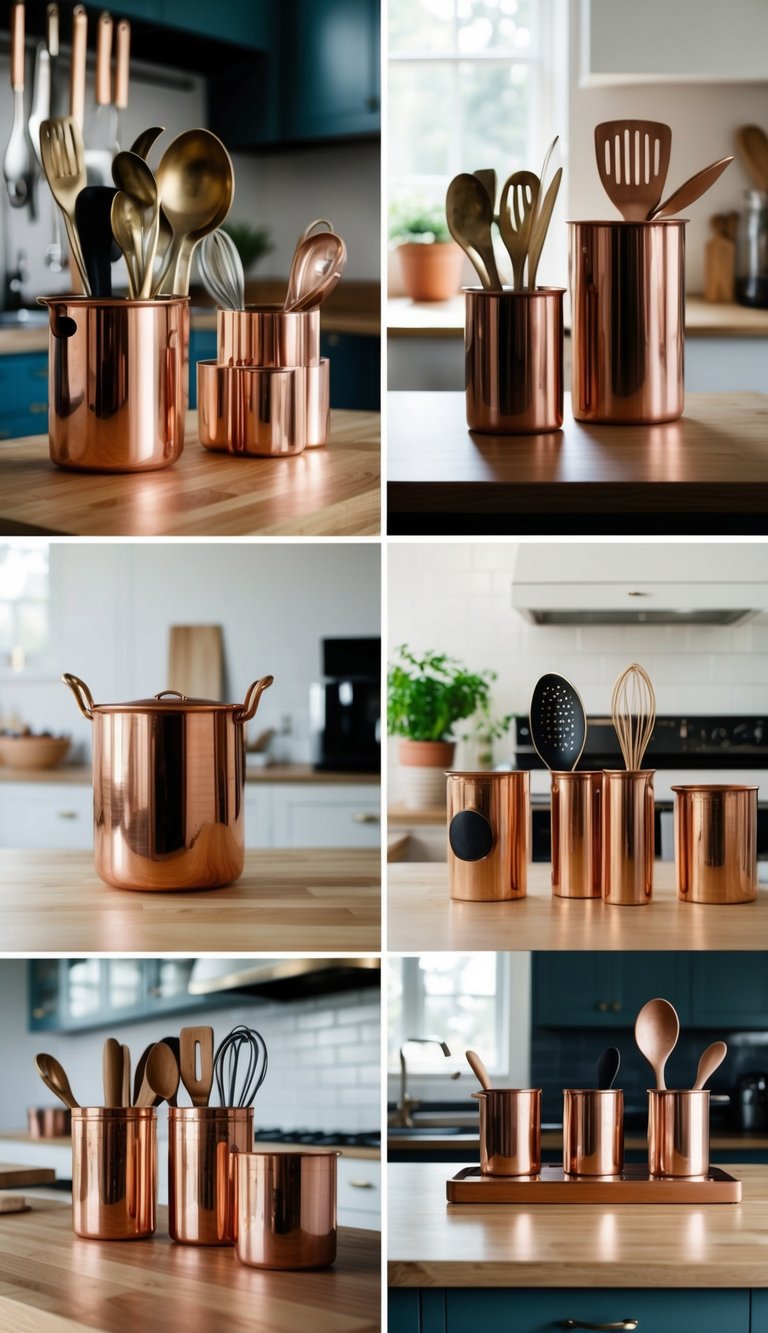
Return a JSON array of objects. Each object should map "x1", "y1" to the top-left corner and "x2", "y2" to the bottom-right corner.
[{"x1": 63, "y1": 674, "x2": 274, "y2": 723}]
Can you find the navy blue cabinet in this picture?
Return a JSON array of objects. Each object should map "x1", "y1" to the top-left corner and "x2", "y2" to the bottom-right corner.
[
  {"x1": 753, "y1": 1290, "x2": 768, "y2": 1332},
  {"x1": 82, "y1": 0, "x2": 274, "y2": 50},
  {"x1": 389, "y1": 1288, "x2": 752, "y2": 1333},
  {"x1": 283, "y1": 0, "x2": 380, "y2": 142},
  {"x1": 689, "y1": 954, "x2": 768, "y2": 1028},
  {"x1": 533, "y1": 954, "x2": 690, "y2": 1029},
  {"x1": 0, "y1": 351, "x2": 48, "y2": 439}
]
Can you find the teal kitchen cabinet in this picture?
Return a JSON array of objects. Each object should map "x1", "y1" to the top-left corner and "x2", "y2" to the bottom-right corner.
[
  {"x1": 283, "y1": 0, "x2": 380, "y2": 142},
  {"x1": 81, "y1": 1, "x2": 274, "y2": 49},
  {"x1": 28, "y1": 959, "x2": 232, "y2": 1032},
  {"x1": 389, "y1": 1289, "x2": 752, "y2": 1333},
  {"x1": 189, "y1": 329, "x2": 217, "y2": 409},
  {"x1": 689, "y1": 953, "x2": 768, "y2": 1028},
  {"x1": 753, "y1": 1290, "x2": 768, "y2": 1332},
  {"x1": 0, "y1": 351, "x2": 48, "y2": 439},
  {"x1": 532, "y1": 953, "x2": 689, "y2": 1029},
  {"x1": 320, "y1": 331, "x2": 380, "y2": 410}
]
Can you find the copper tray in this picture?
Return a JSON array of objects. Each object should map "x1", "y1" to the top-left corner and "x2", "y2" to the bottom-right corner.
[{"x1": 446, "y1": 1164, "x2": 741, "y2": 1204}]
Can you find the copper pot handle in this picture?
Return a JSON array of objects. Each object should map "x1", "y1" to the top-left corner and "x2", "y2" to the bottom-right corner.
[
  {"x1": 154, "y1": 690, "x2": 188, "y2": 701},
  {"x1": 62, "y1": 673, "x2": 95, "y2": 721},
  {"x1": 234, "y1": 675, "x2": 274, "y2": 724}
]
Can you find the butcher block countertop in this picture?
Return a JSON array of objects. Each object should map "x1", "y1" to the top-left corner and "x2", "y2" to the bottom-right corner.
[
  {"x1": 0, "y1": 848, "x2": 380, "y2": 953},
  {"x1": 0, "y1": 1200, "x2": 380, "y2": 1333},
  {"x1": 0, "y1": 410, "x2": 380, "y2": 537},
  {"x1": 0, "y1": 1164, "x2": 55, "y2": 1188},
  {"x1": 388, "y1": 860, "x2": 767, "y2": 952},
  {"x1": 0, "y1": 764, "x2": 380, "y2": 786},
  {"x1": 388, "y1": 1161, "x2": 768, "y2": 1288}
]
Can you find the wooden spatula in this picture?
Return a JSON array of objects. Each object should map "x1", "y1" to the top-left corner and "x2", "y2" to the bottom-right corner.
[
  {"x1": 102, "y1": 1038, "x2": 123, "y2": 1107},
  {"x1": 595, "y1": 120, "x2": 672, "y2": 221},
  {"x1": 647, "y1": 155, "x2": 733, "y2": 220},
  {"x1": 179, "y1": 1026, "x2": 214, "y2": 1107}
]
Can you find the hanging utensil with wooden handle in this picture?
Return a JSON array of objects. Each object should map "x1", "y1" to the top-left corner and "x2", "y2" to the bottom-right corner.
[
  {"x1": 4, "y1": 3, "x2": 34, "y2": 210},
  {"x1": 179, "y1": 1026, "x2": 214, "y2": 1107},
  {"x1": 113, "y1": 20, "x2": 131, "y2": 154},
  {"x1": 594, "y1": 120, "x2": 672, "y2": 221},
  {"x1": 69, "y1": 5, "x2": 87, "y2": 131}
]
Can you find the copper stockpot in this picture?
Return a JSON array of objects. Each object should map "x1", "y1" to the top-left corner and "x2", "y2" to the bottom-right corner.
[
  {"x1": 563, "y1": 1089, "x2": 624, "y2": 1176},
  {"x1": 673, "y1": 784, "x2": 758, "y2": 904},
  {"x1": 569, "y1": 220, "x2": 685, "y2": 424},
  {"x1": 38, "y1": 295, "x2": 189, "y2": 471},
  {"x1": 446, "y1": 770, "x2": 529, "y2": 902},
  {"x1": 551, "y1": 771, "x2": 602, "y2": 898},
  {"x1": 169, "y1": 1107, "x2": 253, "y2": 1245},
  {"x1": 473, "y1": 1089, "x2": 541, "y2": 1176},
  {"x1": 28, "y1": 1107, "x2": 71, "y2": 1138},
  {"x1": 71, "y1": 1107, "x2": 156, "y2": 1240},
  {"x1": 235, "y1": 1151, "x2": 338, "y2": 1270},
  {"x1": 217, "y1": 305, "x2": 320, "y2": 368},
  {"x1": 648, "y1": 1090, "x2": 710, "y2": 1178},
  {"x1": 601, "y1": 770, "x2": 655, "y2": 905},
  {"x1": 464, "y1": 287, "x2": 564, "y2": 434},
  {"x1": 62, "y1": 673, "x2": 273, "y2": 890}
]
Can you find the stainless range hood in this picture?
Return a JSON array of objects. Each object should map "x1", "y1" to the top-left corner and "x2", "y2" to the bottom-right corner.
[
  {"x1": 188, "y1": 957, "x2": 380, "y2": 1000},
  {"x1": 512, "y1": 544, "x2": 768, "y2": 626}
]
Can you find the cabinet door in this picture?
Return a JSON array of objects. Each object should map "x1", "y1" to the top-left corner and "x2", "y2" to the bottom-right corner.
[
  {"x1": 322, "y1": 332, "x2": 381, "y2": 411},
  {"x1": 753, "y1": 1289, "x2": 768, "y2": 1333},
  {"x1": 244, "y1": 787, "x2": 274, "y2": 849},
  {"x1": 582, "y1": 0, "x2": 768, "y2": 82},
  {"x1": 0, "y1": 784, "x2": 92, "y2": 849},
  {"x1": 338, "y1": 1157, "x2": 380, "y2": 1229},
  {"x1": 618, "y1": 954, "x2": 690, "y2": 1027},
  {"x1": 388, "y1": 1290, "x2": 422, "y2": 1333},
  {"x1": 189, "y1": 331, "x2": 217, "y2": 408},
  {"x1": 271, "y1": 785, "x2": 381, "y2": 849},
  {"x1": 689, "y1": 953, "x2": 768, "y2": 1027},
  {"x1": 445, "y1": 1287, "x2": 749, "y2": 1333},
  {"x1": 533, "y1": 954, "x2": 624, "y2": 1027},
  {"x1": 284, "y1": 0, "x2": 380, "y2": 141}
]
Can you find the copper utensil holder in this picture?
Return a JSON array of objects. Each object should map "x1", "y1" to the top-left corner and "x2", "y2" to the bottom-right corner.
[
  {"x1": 569, "y1": 220, "x2": 685, "y2": 424},
  {"x1": 168, "y1": 1107, "x2": 253, "y2": 1246},
  {"x1": 601, "y1": 770, "x2": 655, "y2": 905},
  {"x1": 648, "y1": 1090, "x2": 710, "y2": 1178},
  {"x1": 464, "y1": 287, "x2": 564, "y2": 434},
  {"x1": 235, "y1": 1151, "x2": 338, "y2": 1270},
  {"x1": 71, "y1": 1107, "x2": 156, "y2": 1240},
  {"x1": 473, "y1": 1089, "x2": 541, "y2": 1177},
  {"x1": 563, "y1": 1089, "x2": 624, "y2": 1177},
  {"x1": 673, "y1": 784, "x2": 758, "y2": 904},
  {"x1": 447, "y1": 770, "x2": 529, "y2": 902},
  {"x1": 28, "y1": 1107, "x2": 71, "y2": 1138},
  {"x1": 217, "y1": 306, "x2": 320, "y2": 368},
  {"x1": 551, "y1": 771, "x2": 602, "y2": 898},
  {"x1": 38, "y1": 296, "x2": 189, "y2": 472}
]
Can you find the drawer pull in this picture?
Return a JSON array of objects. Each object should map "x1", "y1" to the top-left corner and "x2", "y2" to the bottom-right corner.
[
  {"x1": 597, "y1": 1001, "x2": 609, "y2": 1012},
  {"x1": 348, "y1": 1179, "x2": 375, "y2": 1189},
  {"x1": 57, "y1": 810, "x2": 79, "y2": 820},
  {"x1": 353, "y1": 812, "x2": 380, "y2": 824},
  {"x1": 563, "y1": 1321, "x2": 638, "y2": 1331},
  {"x1": 611, "y1": 1001, "x2": 622, "y2": 1012},
  {"x1": 29, "y1": 402, "x2": 47, "y2": 413}
]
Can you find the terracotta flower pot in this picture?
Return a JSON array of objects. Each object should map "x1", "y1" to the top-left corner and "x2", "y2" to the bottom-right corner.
[
  {"x1": 398, "y1": 739, "x2": 456, "y2": 809},
  {"x1": 397, "y1": 242, "x2": 464, "y2": 302},
  {"x1": 398, "y1": 740, "x2": 456, "y2": 768}
]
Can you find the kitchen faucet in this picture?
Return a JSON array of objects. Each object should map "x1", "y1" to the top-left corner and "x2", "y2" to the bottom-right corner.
[{"x1": 393, "y1": 1037, "x2": 459, "y2": 1128}]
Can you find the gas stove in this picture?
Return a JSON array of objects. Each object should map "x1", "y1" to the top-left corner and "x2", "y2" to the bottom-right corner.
[{"x1": 253, "y1": 1128, "x2": 380, "y2": 1149}]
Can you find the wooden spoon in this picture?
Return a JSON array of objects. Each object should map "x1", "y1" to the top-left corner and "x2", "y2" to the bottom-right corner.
[
  {"x1": 120, "y1": 1044, "x2": 131, "y2": 1107},
  {"x1": 736, "y1": 125, "x2": 768, "y2": 191},
  {"x1": 466, "y1": 1049, "x2": 492, "y2": 1090},
  {"x1": 693, "y1": 1040, "x2": 727, "y2": 1091},
  {"x1": 647, "y1": 156, "x2": 733, "y2": 220},
  {"x1": 35, "y1": 1053, "x2": 78, "y2": 1110},
  {"x1": 446, "y1": 172, "x2": 501, "y2": 290},
  {"x1": 135, "y1": 1040, "x2": 179, "y2": 1108},
  {"x1": 473, "y1": 168, "x2": 497, "y2": 212},
  {"x1": 596, "y1": 1046, "x2": 621, "y2": 1091},
  {"x1": 179, "y1": 1026, "x2": 214, "y2": 1107},
  {"x1": 634, "y1": 998, "x2": 680, "y2": 1090},
  {"x1": 499, "y1": 170, "x2": 539, "y2": 290},
  {"x1": 102, "y1": 1037, "x2": 123, "y2": 1107}
]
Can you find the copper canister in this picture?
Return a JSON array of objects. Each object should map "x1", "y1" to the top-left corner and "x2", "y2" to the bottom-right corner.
[
  {"x1": 464, "y1": 287, "x2": 564, "y2": 434},
  {"x1": 446, "y1": 770, "x2": 529, "y2": 902},
  {"x1": 38, "y1": 295, "x2": 189, "y2": 471},
  {"x1": 648, "y1": 1090, "x2": 710, "y2": 1178},
  {"x1": 71, "y1": 1107, "x2": 156, "y2": 1240},
  {"x1": 28, "y1": 1107, "x2": 71, "y2": 1139},
  {"x1": 168, "y1": 1107, "x2": 253, "y2": 1246},
  {"x1": 231, "y1": 365, "x2": 307, "y2": 457},
  {"x1": 569, "y1": 220, "x2": 685, "y2": 424},
  {"x1": 198, "y1": 361, "x2": 236, "y2": 451},
  {"x1": 473, "y1": 1089, "x2": 541, "y2": 1176},
  {"x1": 217, "y1": 306, "x2": 320, "y2": 368},
  {"x1": 551, "y1": 771, "x2": 603, "y2": 898},
  {"x1": 602, "y1": 770, "x2": 655, "y2": 905},
  {"x1": 673, "y1": 784, "x2": 758, "y2": 904},
  {"x1": 235, "y1": 1151, "x2": 338, "y2": 1270},
  {"x1": 563, "y1": 1089, "x2": 624, "y2": 1176}
]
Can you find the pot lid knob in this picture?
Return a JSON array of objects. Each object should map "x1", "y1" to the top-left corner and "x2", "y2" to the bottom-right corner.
[
  {"x1": 154, "y1": 690, "x2": 189, "y2": 701},
  {"x1": 449, "y1": 809, "x2": 494, "y2": 862}
]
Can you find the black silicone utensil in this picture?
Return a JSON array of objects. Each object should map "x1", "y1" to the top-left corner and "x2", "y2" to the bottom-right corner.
[
  {"x1": 596, "y1": 1046, "x2": 621, "y2": 1091},
  {"x1": 529, "y1": 673, "x2": 587, "y2": 772},
  {"x1": 75, "y1": 185, "x2": 118, "y2": 296}
]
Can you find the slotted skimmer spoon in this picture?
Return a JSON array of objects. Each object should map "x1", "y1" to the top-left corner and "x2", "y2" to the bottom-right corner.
[
  {"x1": 499, "y1": 170, "x2": 539, "y2": 289},
  {"x1": 595, "y1": 119, "x2": 672, "y2": 222},
  {"x1": 529, "y1": 673, "x2": 587, "y2": 772}
]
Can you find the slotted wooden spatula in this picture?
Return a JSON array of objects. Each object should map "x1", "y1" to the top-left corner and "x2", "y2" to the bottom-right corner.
[
  {"x1": 595, "y1": 120, "x2": 672, "y2": 221},
  {"x1": 179, "y1": 1026, "x2": 214, "y2": 1107}
]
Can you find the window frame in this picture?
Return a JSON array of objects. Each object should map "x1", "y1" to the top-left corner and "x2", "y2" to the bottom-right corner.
[{"x1": 0, "y1": 540, "x2": 52, "y2": 675}]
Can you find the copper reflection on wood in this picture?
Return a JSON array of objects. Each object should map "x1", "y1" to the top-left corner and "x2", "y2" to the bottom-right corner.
[
  {"x1": 473, "y1": 1089, "x2": 541, "y2": 1177},
  {"x1": 235, "y1": 1151, "x2": 338, "y2": 1270},
  {"x1": 551, "y1": 771, "x2": 602, "y2": 898},
  {"x1": 673, "y1": 784, "x2": 758, "y2": 904},
  {"x1": 601, "y1": 770, "x2": 655, "y2": 906},
  {"x1": 648, "y1": 1090, "x2": 710, "y2": 1178},
  {"x1": 464, "y1": 287, "x2": 564, "y2": 435},
  {"x1": 446, "y1": 770, "x2": 529, "y2": 902},
  {"x1": 168, "y1": 1107, "x2": 253, "y2": 1246},
  {"x1": 563, "y1": 1089, "x2": 624, "y2": 1177},
  {"x1": 71, "y1": 1107, "x2": 157, "y2": 1240}
]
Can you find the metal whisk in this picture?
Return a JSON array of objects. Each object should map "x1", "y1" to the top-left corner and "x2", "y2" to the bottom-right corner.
[
  {"x1": 611, "y1": 663, "x2": 657, "y2": 771},
  {"x1": 212, "y1": 1025, "x2": 268, "y2": 1108}
]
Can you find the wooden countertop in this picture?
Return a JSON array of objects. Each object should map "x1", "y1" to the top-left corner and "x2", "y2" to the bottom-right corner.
[
  {"x1": 389, "y1": 804, "x2": 445, "y2": 825},
  {"x1": 0, "y1": 1200, "x2": 379, "y2": 1332},
  {"x1": 0, "y1": 764, "x2": 380, "y2": 786},
  {"x1": 388, "y1": 1130, "x2": 768, "y2": 1153},
  {"x1": 388, "y1": 391, "x2": 768, "y2": 519},
  {"x1": 0, "y1": 848, "x2": 380, "y2": 953},
  {"x1": 0, "y1": 409, "x2": 380, "y2": 537},
  {"x1": 0, "y1": 1164, "x2": 55, "y2": 1188},
  {"x1": 388, "y1": 860, "x2": 767, "y2": 952},
  {"x1": 388, "y1": 1161, "x2": 768, "y2": 1288}
]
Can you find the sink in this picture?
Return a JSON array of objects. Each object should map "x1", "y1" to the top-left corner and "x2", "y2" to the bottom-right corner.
[
  {"x1": 0, "y1": 309, "x2": 47, "y2": 328},
  {"x1": 388, "y1": 1125, "x2": 475, "y2": 1137}
]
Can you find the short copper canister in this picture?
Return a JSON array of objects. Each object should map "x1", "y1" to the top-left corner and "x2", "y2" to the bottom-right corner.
[
  {"x1": 235, "y1": 1151, "x2": 338, "y2": 1270},
  {"x1": 601, "y1": 770, "x2": 655, "y2": 905},
  {"x1": 563, "y1": 1089, "x2": 624, "y2": 1176},
  {"x1": 473, "y1": 1089, "x2": 541, "y2": 1176},
  {"x1": 464, "y1": 287, "x2": 565, "y2": 434},
  {"x1": 648, "y1": 1090, "x2": 710, "y2": 1178},
  {"x1": 71, "y1": 1107, "x2": 156, "y2": 1240},
  {"x1": 673, "y1": 784, "x2": 758, "y2": 904},
  {"x1": 169, "y1": 1107, "x2": 253, "y2": 1245},
  {"x1": 446, "y1": 770, "x2": 529, "y2": 902},
  {"x1": 551, "y1": 771, "x2": 603, "y2": 898}
]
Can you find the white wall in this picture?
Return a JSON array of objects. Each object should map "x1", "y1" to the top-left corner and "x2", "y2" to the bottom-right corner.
[{"x1": 0, "y1": 540, "x2": 380, "y2": 764}]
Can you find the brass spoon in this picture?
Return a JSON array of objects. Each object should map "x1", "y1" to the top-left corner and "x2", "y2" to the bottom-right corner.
[
  {"x1": 155, "y1": 128, "x2": 234, "y2": 296},
  {"x1": 130, "y1": 125, "x2": 164, "y2": 161},
  {"x1": 110, "y1": 190, "x2": 141, "y2": 297},
  {"x1": 112, "y1": 149, "x2": 160, "y2": 298},
  {"x1": 35, "y1": 1053, "x2": 79, "y2": 1110},
  {"x1": 284, "y1": 231, "x2": 347, "y2": 312},
  {"x1": 446, "y1": 172, "x2": 501, "y2": 291},
  {"x1": 135, "y1": 1040, "x2": 179, "y2": 1108},
  {"x1": 635, "y1": 998, "x2": 680, "y2": 1091},
  {"x1": 466, "y1": 1049, "x2": 492, "y2": 1090},
  {"x1": 693, "y1": 1040, "x2": 727, "y2": 1091}
]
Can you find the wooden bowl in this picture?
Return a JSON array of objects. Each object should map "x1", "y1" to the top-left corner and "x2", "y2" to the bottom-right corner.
[{"x1": 0, "y1": 735, "x2": 71, "y2": 770}]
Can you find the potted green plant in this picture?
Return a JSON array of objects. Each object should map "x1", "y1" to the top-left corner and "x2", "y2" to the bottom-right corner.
[
  {"x1": 222, "y1": 222, "x2": 274, "y2": 275},
  {"x1": 389, "y1": 199, "x2": 464, "y2": 302}
]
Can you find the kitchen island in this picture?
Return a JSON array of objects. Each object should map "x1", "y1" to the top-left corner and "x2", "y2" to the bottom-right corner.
[
  {"x1": 0, "y1": 1199, "x2": 380, "y2": 1333},
  {"x1": 0, "y1": 848, "x2": 380, "y2": 952},
  {"x1": 388, "y1": 860, "x2": 768, "y2": 951}
]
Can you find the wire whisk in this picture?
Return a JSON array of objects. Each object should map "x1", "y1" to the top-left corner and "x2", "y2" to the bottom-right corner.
[
  {"x1": 611, "y1": 663, "x2": 657, "y2": 771},
  {"x1": 213, "y1": 1025, "x2": 268, "y2": 1108}
]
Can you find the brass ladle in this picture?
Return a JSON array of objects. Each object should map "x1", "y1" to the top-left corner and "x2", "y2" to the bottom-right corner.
[
  {"x1": 155, "y1": 129, "x2": 234, "y2": 296},
  {"x1": 446, "y1": 172, "x2": 501, "y2": 291},
  {"x1": 112, "y1": 150, "x2": 160, "y2": 299},
  {"x1": 110, "y1": 190, "x2": 142, "y2": 297}
]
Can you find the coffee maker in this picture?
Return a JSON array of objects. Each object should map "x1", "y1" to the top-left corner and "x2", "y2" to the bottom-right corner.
[{"x1": 310, "y1": 638, "x2": 381, "y2": 773}]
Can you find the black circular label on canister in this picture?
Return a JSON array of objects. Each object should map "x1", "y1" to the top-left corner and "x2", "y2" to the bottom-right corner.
[{"x1": 449, "y1": 809, "x2": 494, "y2": 862}]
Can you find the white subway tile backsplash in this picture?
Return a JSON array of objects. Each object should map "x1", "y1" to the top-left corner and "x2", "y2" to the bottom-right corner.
[{"x1": 297, "y1": 1011, "x2": 335, "y2": 1030}]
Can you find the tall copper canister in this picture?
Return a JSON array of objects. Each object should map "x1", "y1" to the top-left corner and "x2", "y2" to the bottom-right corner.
[
  {"x1": 169, "y1": 1107, "x2": 253, "y2": 1245},
  {"x1": 71, "y1": 1107, "x2": 157, "y2": 1240},
  {"x1": 563, "y1": 1089, "x2": 624, "y2": 1176},
  {"x1": 38, "y1": 295, "x2": 189, "y2": 471},
  {"x1": 551, "y1": 771, "x2": 602, "y2": 898},
  {"x1": 235, "y1": 1151, "x2": 338, "y2": 1270},
  {"x1": 648, "y1": 1090, "x2": 710, "y2": 1177},
  {"x1": 602, "y1": 770, "x2": 655, "y2": 905},
  {"x1": 446, "y1": 770, "x2": 529, "y2": 902},
  {"x1": 569, "y1": 221, "x2": 685, "y2": 423},
  {"x1": 217, "y1": 307, "x2": 320, "y2": 368},
  {"x1": 673, "y1": 784, "x2": 758, "y2": 904},
  {"x1": 473, "y1": 1089, "x2": 541, "y2": 1176},
  {"x1": 464, "y1": 288, "x2": 565, "y2": 434}
]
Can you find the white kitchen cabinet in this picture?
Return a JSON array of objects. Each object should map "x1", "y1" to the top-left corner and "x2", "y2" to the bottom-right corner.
[
  {"x1": 337, "y1": 1155, "x2": 380, "y2": 1230},
  {"x1": 265, "y1": 785, "x2": 381, "y2": 849},
  {"x1": 580, "y1": 0, "x2": 768, "y2": 83},
  {"x1": 0, "y1": 783, "x2": 92, "y2": 849}
]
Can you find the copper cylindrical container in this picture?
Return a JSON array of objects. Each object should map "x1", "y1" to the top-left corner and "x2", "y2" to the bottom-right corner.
[
  {"x1": 648, "y1": 1090, "x2": 710, "y2": 1178},
  {"x1": 235, "y1": 1151, "x2": 338, "y2": 1270},
  {"x1": 563, "y1": 1089, "x2": 624, "y2": 1176},
  {"x1": 473, "y1": 1089, "x2": 541, "y2": 1176},
  {"x1": 551, "y1": 771, "x2": 602, "y2": 898},
  {"x1": 446, "y1": 770, "x2": 529, "y2": 902},
  {"x1": 168, "y1": 1107, "x2": 253, "y2": 1246},
  {"x1": 673, "y1": 784, "x2": 758, "y2": 904},
  {"x1": 62, "y1": 673, "x2": 273, "y2": 890},
  {"x1": 38, "y1": 296, "x2": 189, "y2": 471},
  {"x1": 198, "y1": 360, "x2": 236, "y2": 452},
  {"x1": 602, "y1": 770, "x2": 655, "y2": 905},
  {"x1": 231, "y1": 365, "x2": 307, "y2": 458},
  {"x1": 27, "y1": 1107, "x2": 71, "y2": 1139},
  {"x1": 569, "y1": 220, "x2": 685, "y2": 424},
  {"x1": 303, "y1": 359, "x2": 330, "y2": 447},
  {"x1": 217, "y1": 306, "x2": 320, "y2": 368},
  {"x1": 71, "y1": 1107, "x2": 156, "y2": 1240},
  {"x1": 464, "y1": 287, "x2": 564, "y2": 434}
]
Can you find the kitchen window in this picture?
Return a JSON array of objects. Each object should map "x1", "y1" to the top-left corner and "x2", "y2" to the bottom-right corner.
[{"x1": 0, "y1": 541, "x2": 50, "y2": 671}]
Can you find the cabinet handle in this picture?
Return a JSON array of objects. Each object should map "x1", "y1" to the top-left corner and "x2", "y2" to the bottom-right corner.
[
  {"x1": 562, "y1": 1322, "x2": 638, "y2": 1331},
  {"x1": 353, "y1": 812, "x2": 380, "y2": 824},
  {"x1": 348, "y1": 1179, "x2": 375, "y2": 1189},
  {"x1": 57, "y1": 810, "x2": 79, "y2": 820},
  {"x1": 29, "y1": 402, "x2": 47, "y2": 413},
  {"x1": 32, "y1": 1007, "x2": 46, "y2": 1019},
  {"x1": 611, "y1": 1001, "x2": 622, "y2": 1012},
  {"x1": 597, "y1": 1001, "x2": 609, "y2": 1012}
]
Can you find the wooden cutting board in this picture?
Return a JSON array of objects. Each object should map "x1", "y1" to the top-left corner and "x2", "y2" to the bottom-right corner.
[
  {"x1": 0, "y1": 1164, "x2": 55, "y2": 1188},
  {"x1": 168, "y1": 625, "x2": 223, "y2": 700}
]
